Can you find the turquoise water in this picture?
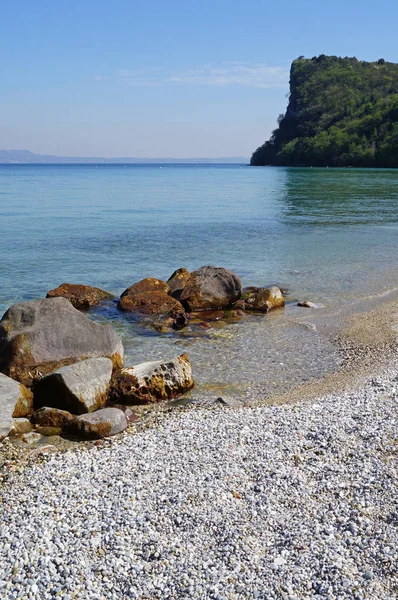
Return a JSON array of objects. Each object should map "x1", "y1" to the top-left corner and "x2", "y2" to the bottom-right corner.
[{"x1": 1, "y1": 164, "x2": 397, "y2": 398}]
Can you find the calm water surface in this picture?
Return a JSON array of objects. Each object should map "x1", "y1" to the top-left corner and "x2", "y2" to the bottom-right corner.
[{"x1": 1, "y1": 164, "x2": 397, "y2": 398}]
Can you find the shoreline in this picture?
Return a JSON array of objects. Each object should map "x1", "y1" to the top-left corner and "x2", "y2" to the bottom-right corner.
[
  {"x1": 1, "y1": 344, "x2": 397, "y2": 598},
  {"x1": 0, "y1": 291, "x2": 397, "y2": 598}
]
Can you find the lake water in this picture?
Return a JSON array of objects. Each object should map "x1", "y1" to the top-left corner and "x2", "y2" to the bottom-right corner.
[{"x1": 1, "y1": 164, "x2": 397, "y2": 400}]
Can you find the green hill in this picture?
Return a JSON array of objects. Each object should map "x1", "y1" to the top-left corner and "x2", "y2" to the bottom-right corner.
[{"x1": 251, "y1": 55, "x2": 398, "y2": 167}]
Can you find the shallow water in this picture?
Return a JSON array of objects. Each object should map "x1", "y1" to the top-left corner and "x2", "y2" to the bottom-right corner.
[{"x1": 1, "y1": 164, "x2": 397, "y2": 398}]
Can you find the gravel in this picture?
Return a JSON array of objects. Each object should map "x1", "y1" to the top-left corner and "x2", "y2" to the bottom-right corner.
[{"x1": 0, "y1": 361, "x2": 397, "y2": 599}]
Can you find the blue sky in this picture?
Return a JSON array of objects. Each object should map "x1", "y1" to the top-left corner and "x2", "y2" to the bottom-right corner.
[{"x1": 1, "y1": 0, "x2": 397, "y2": 157}]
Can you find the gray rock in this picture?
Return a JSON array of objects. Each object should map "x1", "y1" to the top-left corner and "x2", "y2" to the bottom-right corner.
[
  {"x1": 297, "y1": 301, "x2": 320, "y2": 309},
  {"x1": 34, "y1": 358, "x2": 113, "y2": 414},
  {"x1": 0, "y1": 297, "x2": 124, "y2": 386},
  {"x1": 31, "y1": 407, "x2": 74, "y2": 428},
  {"x1": 69, "y1": 407, "x2": 127, "y2": 439},
  {"x1": 180, "y1": 266, "x2": 242, "y2": 311},
  {"x1": 0, "y1": 373, "x2": 34, "y2": 440},
  {"x1": 111, "y1": 353, "x2": 194, "y2": 404}
]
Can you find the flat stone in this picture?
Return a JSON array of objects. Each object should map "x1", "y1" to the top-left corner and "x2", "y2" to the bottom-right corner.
[
  {"x1": 69, "y1": 407, "x2": 127, "y2": 439},
  {"x1": 118, "y1": 291, "x2": 184, "y2": 315},
  {"x1": 0, "y1": 297, "x2": 123, "y2": 386},
  {"x1": 0, "y1": 373, "x2": 34, "y2": 440},
  {"x1": 46, "y1": 283, "x2": 114, "y2": 310},
  {"x1": 120, "y1": 278, "x2": 170, "y2": 299},
  {"x1": 111, "y1": 353, "x2": 194, "y2": 404},
  {"x1": 34, "y1": 358, "x2": 113, "y2": 414}
]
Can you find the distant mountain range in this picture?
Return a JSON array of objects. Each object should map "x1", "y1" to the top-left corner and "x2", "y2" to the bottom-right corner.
[{"x1": 0, "y1": 150, "x2": 249, "y2": 164}]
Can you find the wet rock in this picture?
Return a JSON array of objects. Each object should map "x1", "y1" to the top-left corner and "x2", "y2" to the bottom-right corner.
[
  {"x1": 192, "y1": 310, "x2": 224, "y2": 321},
  {"x1": 0, "y1": 373, "x2": 34, "y2": 440},
  {"x1": 34, "y1": 357, "x2": 113, "y2": 414},
  {"x1": 11, "y1": 419, "x2": 33, "y2": 435},
  {"x1": 297, "y1": 301, "x2": 319, "y2": 308},
  {"x1": 243, "y1": 286, "x2": 285, "y2": 312},
  {"x1": 46, "y1": 283, "x2": 114, "y2": 310},
  {"x1": 120, "y1": 278, "x2": 170, "y2": 299},
  {"x1": 171, "y1": 311, "x2": 189, "y2": 330},
  {"x1": 36, "y1": 426, "x2": 63, "y2": 437},
  {"x1": 31, "y1": 407, "x2": 74, "y2": 428},
  {"x1": 111, "y1": 353, "x2": 194, "y2": 404},
  {"x1": 167, "y1": 268, "x2": 191, "y2": 299},
  {"x1": 69, "y1": 407, "x2": 127, "y2": 439},
  {"x1": 0, "y1": 297, "x2": 123, "y2": 386},
  {"x1": 118, "y1": 291, "x2": 184, "y2": 316},
  {"x1": 180, "y1": 266, "x2": 242, "y2": 311}
]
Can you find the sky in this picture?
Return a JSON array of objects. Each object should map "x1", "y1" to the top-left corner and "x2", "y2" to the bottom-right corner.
[{"x1": 1, "y1": 0, "x2": 397, "y2": 158}]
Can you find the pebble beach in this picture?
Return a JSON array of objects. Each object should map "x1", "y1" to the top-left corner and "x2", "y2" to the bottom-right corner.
[{"x1": 0, "y1": 354, "x2": 397, "y2": 599}]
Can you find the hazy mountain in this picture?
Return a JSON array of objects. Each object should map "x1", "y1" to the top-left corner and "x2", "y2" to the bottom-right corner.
[{"x1": 0, "y1": 150, "x2": 248, "y2": 164}]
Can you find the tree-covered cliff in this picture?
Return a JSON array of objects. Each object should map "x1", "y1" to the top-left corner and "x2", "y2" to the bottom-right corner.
[{"x1": 251, "y1": 55, "x2": 398, "y2": 167}]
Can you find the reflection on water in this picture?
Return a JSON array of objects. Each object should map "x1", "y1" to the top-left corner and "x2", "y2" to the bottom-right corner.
[{"x1": 0, "y1": 165, "x2": 397, "y2": 399}]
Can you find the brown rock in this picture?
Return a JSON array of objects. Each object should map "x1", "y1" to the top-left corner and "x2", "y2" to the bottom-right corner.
[
  {"x1": 0, "y1": 298, "x2": 124, "y2": 386},
  {"x1": 243, "y1": 286, "x2": 285, "y2": 312},
  {"x1": 180, "y1": 266, "x2": 242, "y2": 311},
  {"x1": 192, "y1": 310, "x2": 224, "y2": 321},
  {"x1": 118, "y1": 291, "x2": 184, "y2": 315},
  {"x1": 46, "y1": 283, "x2": 114, "y2": 310},
  {"x1": 167, "y1": 268, "x2": 191, "y2": 299},
  {"x1": 31, "y1": 407, "x2": 74, "y2": 428},
  {"x1": 120, "y1": 278, "x2": 170, "y2": 299},
  {"x1": 111, "y1": 353, "x2": 194, "y2": 404}
]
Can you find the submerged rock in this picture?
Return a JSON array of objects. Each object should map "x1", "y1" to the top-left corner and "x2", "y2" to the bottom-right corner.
[
  {"x1": 0, "y1": 373, "x2": 34, "y2": 440},
  {"x1": 31, "y1": 407, "x2": 74, "y2": 428},
  {"x1": 0, "y1": 298, "x2": 124, "y2": 386},
  {"x1": 34, "y1": 358, "x2": 113, "y2": 414},
  {"x1": 120, "y1": 278, "x2": 170, "y2": 299},
  {"x1": 111, "y1": 353, "x2": 194, "y2": 404},
  {"x1": 180, "y1": 266, "x2": 242, "y2": 311},
  {"x1": 167, "y1": 268, "x2": 191, "y2": 299},
  {"x1": 242, "y1": 286, "x2": 285, "y2": 312},
  {"x1": 118, "y1": 291, "x2": 184, "y2": 316},
  {"x1": 69, "y1": 407, "x2": 127, "y2": 439},
  {"x1": 46, "y1": 283, "x2": 113, "y2": 310}
]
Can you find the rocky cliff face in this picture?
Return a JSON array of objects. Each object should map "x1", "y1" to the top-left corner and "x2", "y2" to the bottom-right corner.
[{"x1": 251, "y1": 55, "x2": 398, "y2": 167}]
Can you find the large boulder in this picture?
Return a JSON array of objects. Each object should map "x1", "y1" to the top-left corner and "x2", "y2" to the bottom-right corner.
[
  {"x1": 180, "y1": 266, "x2": 242, "y2": 311},
  {"x1": 167, "y1": 268, "x2": 191, "y2": 299},
  {"x1": 0, "y1": 373, "x2": 34, "y2": 440},
  {"x1": 31, "y1": 407, "x2": 74, "y2": 428},
  {"x1": 34, "y1": 358, "x2": 113, "y2": 414},
  {"x1": 111, "y1": 353, "x2": 194, "y2": 404},
  {"x1": 118, "y1": 291, "x2": 184, "y2": 316},
  {"x1": 46, "y1": 283, "x2": 113, "y2": 310},
  {"x1": 120, "y1": 278, "x2": 170, "y2": 299},
  {"x1": 69, "y1": 407, "x2": 128, "y2": 439},
  {"x1": 0, "y1": 298, "x2": 124, "y2": 386},
  {"x1": 242, "y1": 286, "x2": 285, "y2": 312}
]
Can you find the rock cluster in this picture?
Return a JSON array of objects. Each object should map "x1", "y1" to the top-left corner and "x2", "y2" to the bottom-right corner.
[
  {"x1": 0, "y1": 265, "x2": 287, "y2": 440},
  {"x1": 116, "y1": 265, "x2": 285, "y2": 333},
  {"x1": 0, "y1": 296, "x2": 194, "y2": 441}
]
